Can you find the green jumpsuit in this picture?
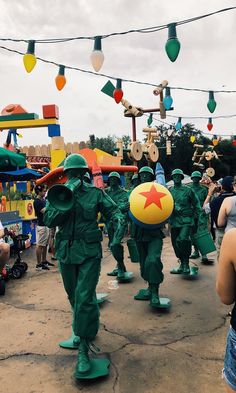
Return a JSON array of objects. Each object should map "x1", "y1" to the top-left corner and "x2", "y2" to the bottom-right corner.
[
  {"x1": 133, "y1": 167, "x2": 164, "y2": 305},
  {"x1": 44, "y1": 182, "x2": 123, "y2": 340},
  {"x1": 169, "y1": 184, "x2": 201, "y2": 273},
  {"x1": 106, "y1": 185, "x2": 129, "y2": 275},
  {"x1": 134, "y1": 225, "x2": 165, "y2": 286},
  {"x1": 189, "y1": 182, "x2": 209, "y2": 259}
]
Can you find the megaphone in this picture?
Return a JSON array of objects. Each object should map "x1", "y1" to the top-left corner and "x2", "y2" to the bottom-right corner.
[{"x1": 47, "y1": 179, "x2": 81, "y2": 212}]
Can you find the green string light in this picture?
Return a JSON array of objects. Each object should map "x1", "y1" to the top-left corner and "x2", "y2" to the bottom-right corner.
[{"x1": 165, "y1": 23, "x2": 181, "y2": 62}]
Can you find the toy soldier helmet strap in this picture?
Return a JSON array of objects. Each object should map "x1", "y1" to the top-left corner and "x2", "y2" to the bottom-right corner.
[
  {"x1": 191, "y1": 171, "x2": 202, "y2": 179},
  {"x1": 84, "y1": 172, "x2": 91, "y2": 180},
  {"x1": 131, "y1": 174, "x2": 139, "y2": 181},
  {"x1": 108, "y1": 171, "x2": 121, "y2": 179},
  {"x1": 138, "y1": 166, "x2": 154, "y2": 176},
  {"x1": 171, "y1": 168, "x2": 184, "y2": 179},
  {"x1": 64, "y1": 154, "x2": 88, "y2": 171}
]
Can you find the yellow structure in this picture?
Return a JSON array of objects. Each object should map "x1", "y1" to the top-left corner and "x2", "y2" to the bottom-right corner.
[
  {"x1": 0, "y1": 118, "x2": 58, "y2": 130},
  {"x1": 51, "y1": 149, "x2": 66, "y2": 170},
  {"x1": 6, "y1": 200, "x2": 36, "y2": 219}
]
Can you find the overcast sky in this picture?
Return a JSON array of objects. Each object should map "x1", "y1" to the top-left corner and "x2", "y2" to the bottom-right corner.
[{"x1": 0, "y1": 0, "x2": 235, "y2": 148}]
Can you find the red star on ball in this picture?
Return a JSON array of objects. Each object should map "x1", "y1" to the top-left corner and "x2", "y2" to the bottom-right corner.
[{"x1": 140, "y1": 184, "x2": 167, "y2": 209}]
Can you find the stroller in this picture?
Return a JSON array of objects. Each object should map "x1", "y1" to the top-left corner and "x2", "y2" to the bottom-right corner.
[
  {"x1": 9, "y1": 232, "x2": 29, "y2": 278},
  {"x1": 0, "y1": 230, "x2": 29, "y2": 296}
]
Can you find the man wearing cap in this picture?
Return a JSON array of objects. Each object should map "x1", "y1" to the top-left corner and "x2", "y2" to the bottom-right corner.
[
  {"x1": 33, "y1": 184, "x2": 54, "y2": 271},
  {"x1": 44, "y1": 154, "x2": 123, "y2": 377},
  {"x1": 105, "y1": 171, "x2": 129, "y2": 279},
  {"x1": 169, "y1": 169, "x2": 202, "y2": 275},
  {"x1": 189, "y1": 171, "x2": 209, "y2": 263},
  {"x1": 133, "y1": 166, "x2": 165, "y2": 308}
]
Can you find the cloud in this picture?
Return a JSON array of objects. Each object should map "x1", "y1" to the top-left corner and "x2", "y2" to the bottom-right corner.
[{"x1": 0, "y1": 0, "x2": 235, "y2": 150}]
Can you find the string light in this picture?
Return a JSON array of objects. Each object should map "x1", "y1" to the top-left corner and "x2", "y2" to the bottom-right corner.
[
  {"x1": 212, "y1": 135, "x2": 219, "y2": 146},
  {"x1": 147, "y1": 114, "x2": 153, "y2": 126},
  {"x1": 55, "y1": 65, "x2": 66, "y2": 91},
  {"x1": 163, "y1": 87, "x2": 173, "y2": 110},
  {"x1": 207, "y1": 118, "x2": 213, "y2": 131},
  {"x1": 90, "y1": 36, "x2": 104, "y2": 72},
  {"x1": 113, "y1": 79, "x2": 123, "y2": 104},
  {"x1": 175, "y1": 117, "x2": 182, "y2": 131},
  {"x1": 165, "y1": 23, "x2": 181, "y2": 62},
  {"x1": 23, "y1": 40, "x2": 37, "y2": 73},
  {"x1": 232, "y1": 136, "x2": 236, "y2": 147},
  {"x1": 207, "y1": 91, "x2": 217, "y2": 113}
]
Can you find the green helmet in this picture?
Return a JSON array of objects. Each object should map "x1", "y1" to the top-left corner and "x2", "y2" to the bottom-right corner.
[
  {"x1": 138, "y1": 166, "x2": 154, "y2": 176},
  {"x1": 191, "y1": 171, "x2": 202, "y2": 179},
  {"x1": 108, "y1": 171, "x2": 120, "y2": 179},
  {"x1": 171, "y1": 168, "x2": 184, "y2": 179},
  {"x1": 64, "y1": 154, "x2": 88, "y2": 171}
]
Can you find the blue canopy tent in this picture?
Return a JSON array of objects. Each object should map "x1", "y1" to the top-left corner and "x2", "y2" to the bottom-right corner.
[{"x1": 0, "y1": 168, "x2": 42, "y2": 181}]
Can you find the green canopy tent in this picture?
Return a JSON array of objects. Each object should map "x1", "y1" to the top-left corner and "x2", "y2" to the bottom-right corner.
[
  {"x1": 0, "y1": 148, "x2": 26, "y2": 209},
  {"x1": 0, "y1": 147, "x2": 26, "y2": 171}
]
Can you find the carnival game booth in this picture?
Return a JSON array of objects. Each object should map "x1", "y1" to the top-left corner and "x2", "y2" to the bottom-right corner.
[{"x1": 0, "y1": 167, "x2": 42, "y2": 244}]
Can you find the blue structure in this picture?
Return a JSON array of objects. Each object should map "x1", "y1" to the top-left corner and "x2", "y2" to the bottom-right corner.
[{"x1": 155, "y1": 162, "x2": 166, "y2": 187}]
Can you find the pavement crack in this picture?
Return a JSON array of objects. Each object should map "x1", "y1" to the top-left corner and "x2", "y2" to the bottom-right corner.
[
  {"x1": 1, "y1": 302, "x2": 71, "y2": 314},
  {"x1": 101, "y1": 316, "x2": 228, "y2": 355},
  {"x1": 165, "y1": 346, "x2": 223, "y2": 361},
  {"x1": 0, "y1": 352, "x2": 48, "y2": 361},
  {"x1": 101, "y1": 323, "x2": 133, "y2": 344},
  {"x1": 110, "y1": 360, "x2": 119, "y2": 393}
]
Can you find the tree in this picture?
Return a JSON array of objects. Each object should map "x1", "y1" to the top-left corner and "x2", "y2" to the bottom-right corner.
[
  {"x1": 86, "y1": 128, "x2": 236, "y2": 181},
  {"x1": 87, "y1": 134, "x2": 116, "y2": 155}
]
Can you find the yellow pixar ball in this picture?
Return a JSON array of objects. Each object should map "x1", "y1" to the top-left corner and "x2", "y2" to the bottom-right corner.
[{"x1": 129, "y1": 182, "x2": 174, "y2": 228}]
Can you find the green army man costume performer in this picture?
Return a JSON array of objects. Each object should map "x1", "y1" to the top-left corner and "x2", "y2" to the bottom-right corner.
[
  {"x1": 133, "y1": 166, "x2": 166, "y2": 308},
  {"x1": 189, "y1": 171, "x2": 210, "y2": 263},
  {"x1": 44, "y1": 154, "x2": 123, "y2": 378},
  {"x1": 105, "y1": 171, "x2": 131, "y2": 280},
  {"x1": 169, "y1": 169, "x2": 202, "y2": 275},
  {"x1": 128, "y1": 174, "x2": 140, "y2": 195},
  {"x1": 82, "y1": 170, "x2": 108, "y2": 304}
]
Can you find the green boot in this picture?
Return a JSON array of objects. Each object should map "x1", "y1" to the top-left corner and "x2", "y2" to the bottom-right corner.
[
  {"x1": 117, "y1": 261, "x2": 127, "y2": 279},
  {"x1": 107, "y1": 267, "x2": 118, "y2": 276},
  {"x1": 76, "y1": 339, "x2": 91, "y2": 375},
  {"x1": 170, "y1": 260, "x2": 184, "y2": 274},
  {"x1": 201, "y1": 255, "x2": 209, "y2": 264},
  {"x1": 190, "y1": 249, "x2": 200, "y2": 259},
  {"x1": 182, "y1": 260, "x2": 190, "y2": 275},
  {"x1": 149, "y1": 285, "x2": 160, "y2": 308},
  {"x1": 134, "y1": 286, "x2": 151, "y2": 300},
  {"x1": 59, "y1": 331, "x2": 80, "y2": 349}
]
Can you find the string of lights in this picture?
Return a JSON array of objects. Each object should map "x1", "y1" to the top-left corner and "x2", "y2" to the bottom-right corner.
[
  {"x1": 0, "y1": 7, "x2": 235, "y2": 139},
  {"x1": 0, "y1": 6, "x2": 234, "y2": 43},
  {"x1": 0, "y1": 44, "x2": 236, "y2": 94},
  {"x1": 142, "y1": 113, "x2": 235, "y2": 139},
  {"x1": 167, "y1": 114, "x2": 236, "y2": 119}
]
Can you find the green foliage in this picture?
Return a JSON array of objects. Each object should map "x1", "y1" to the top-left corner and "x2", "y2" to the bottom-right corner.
[
  {"x1": 87, "y1": 128, "x2": 236, "y2": 181},
  {"x1": 0, "y1": 190, "x2": 22, "y2": 201},
  {"x1": 88, "y1": 134, "x2": 116, "y2": 155}
]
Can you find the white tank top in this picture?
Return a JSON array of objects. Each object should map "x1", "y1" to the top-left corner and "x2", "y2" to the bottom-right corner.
[{"x1": 225, "y1": 196, "x2": 236, "y2": 232}]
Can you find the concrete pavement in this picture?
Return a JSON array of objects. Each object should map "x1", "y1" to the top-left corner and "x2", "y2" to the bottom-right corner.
[{"x1": 0, "y1": 236, "x2": 229, "y2": 393}]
